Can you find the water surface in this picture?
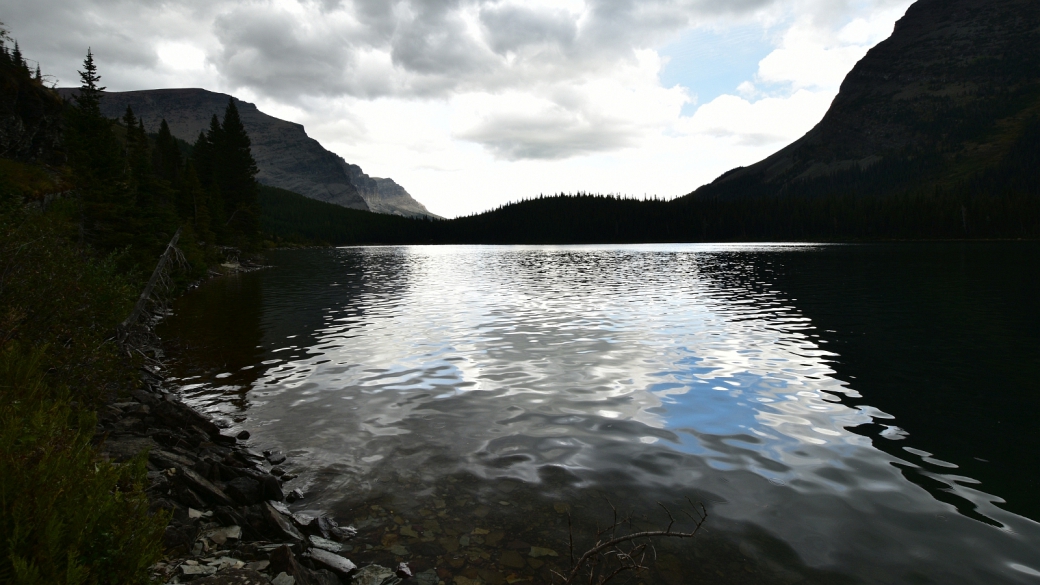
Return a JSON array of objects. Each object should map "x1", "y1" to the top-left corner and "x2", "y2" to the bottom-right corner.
[{"x1": 160, "y1": 243, "x2": 1040, "y2": 584}]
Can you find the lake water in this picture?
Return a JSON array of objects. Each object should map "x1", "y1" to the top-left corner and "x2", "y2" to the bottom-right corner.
[{"x1": 159, "y1": 243, "x2": 1040, "y2": 584}]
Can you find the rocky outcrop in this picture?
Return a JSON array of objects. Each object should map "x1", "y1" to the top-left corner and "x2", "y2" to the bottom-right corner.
[
  {"x1": 55, "y1": 87, "x2": 437, "y2": 218},
  {"x1": 683, "y1": 0, "x2": 1040, "y2": 200},
  {"x1": 342, "y1": 163, "x2": 440, "y2": 218}
]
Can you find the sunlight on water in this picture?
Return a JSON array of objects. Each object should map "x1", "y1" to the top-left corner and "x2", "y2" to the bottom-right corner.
[{"x1": 162, "y1": 244, "x2": 1040, "y2": 585}]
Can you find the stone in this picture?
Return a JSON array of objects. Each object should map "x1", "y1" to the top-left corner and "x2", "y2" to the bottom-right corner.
[
  {"x1": 269, "y1": 546, "x2": 315, "y2": 585},
  {"x1": 528, "y1": 547, "x2": 558, "y2": 558},
  {"x1": 352, "y1": 565, "x2": 402, "y2": 585},
  {"x1": 267, "y1": 452, "x2": 287, "y2": 465},
  {"x1": 414, "y1": 570, "x2": 438, "y2": 585},
  {"x1": 189, "y1": 508, "x2": 204, "y2": 519},
  {"x1": 181, "y1": 564, "x2": 218, "y2": 577},
  {"x1": 304, "y1": 548, "x2": 357, "y2": 578},
  {"x1": 179, "y1": 467, "x2": 234, "y2": 506},
  {"x1": 164, "y1": 524, "x2": 198, "y2": 554},
  {"x1": 271, "y1": 466, "x2": 286, "y2": 477},
  {"x1": 272, "y1": 573, "x2": 296, "y2": 585},
  {"x1": 330, "y1": 525, "x2": 357, "y2": 541},
  {"x1": 286, "y1": 488, "x2": 304, "y2": 502},
  {"x1": 245, "y1": 560, "x2": 270, "y2": 572},
  {"x1": 264, "y1": 502, "x2": 305, "y2": 542},
  {"x1": 396, "y1": 563, "x2": 413, "y2": 579},
  {"x1": 237, "y1": 430, "x2": 251, "y2": 440},
  {"x1": 191, "y1": 568, "x2": 271, "y2": 585},
  {"x1": 226, "y1": 477, "x2": 263, "y2": 506},
  {"x1": 203, "y1": 525, "x2": 242, "y2": 545},
  {"x1": 499, "y1": 551, "x2": 524, "y2": 569},
  {"x1": 308, "y1": 535, "x2": 343, "y2": 553}
]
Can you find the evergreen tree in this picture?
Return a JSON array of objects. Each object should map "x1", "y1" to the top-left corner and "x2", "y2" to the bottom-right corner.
[
  {"x1": 214, "y1": 98, "x2": 259, "y2": 244},
  {"x1": 34, "y1": 63, "x2": 41, "y2": 81},
  {"x1": 65, "y1": 49, "x2": 135, "y2": 255},
  {"x1": 152, "y1": 118, "x2": 181, "y2": 185}
]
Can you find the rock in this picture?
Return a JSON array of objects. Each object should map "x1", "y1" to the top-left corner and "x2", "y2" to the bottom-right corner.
[
  {"x1": 226, "y1": 477, "x2": 263, "y2": 506},
  {"x1": 203, "y1": 525, "x2": 242, "y2": 545},
  {"x1": 413, "y1": 570, "x2": 437, "y2": 585},
  {"x1": 330, "y1": 525, "x2": 357, "y2": 541},
  {"x1": 179, "y1": 467, "x2": 234, "y2": 506},
  {"x1": 149, "y1": 448, "x2": 196, "y2": 472},
  {"x1": 237, "y1": 430, "x2": 251, "y2": 440},
  {"x1": 264, "y1": 502, "x2": 305, "y2": 542},
  {"x1": 286, "y1": 488, "x2": 304, "y2": 503},
  {"x1": 272, "y1": 574, "x2": 295, "y2": 585},
  {"x1": 395, "y1": 563, "x2": 413, "y2": 579},
  {"x1": 269, "y1": 501, "x2": 292, "y2": 515},
  {"x1": 164, "y1": 524, "x2": 198, "y2": 554},
  {"x1": 528, "y1": 546, "x2": 558, "y2": 558},
  {"x1": 180, "y1": 563, "x2": 218, "y2": 577},
  {"x1": 267, "y1": 452, "x2": 287, "y2": 465},
  {"x1": 190, "y1": 568, "x2": 270, "y2": 585},
  {"x1": 245, "y1": 560, "x2": 270, "y2": 572},
  {"x1": 308, "y1": 535, "x2": 343, "y2": 553},
  {"x1": 294, "y1": 514, "x2": 334, "y2": 538},
  {"x1": 499, "y1": 551, "x2": 524, "y2": 569},
  {"x1": 304, "y1": 548, "x2": 357, "y2": 578},
  {"x1": 270, "y1": 466, "x2": 286, "y2": 476},
  {"x1": 269, "y1": 546, "x2": 314, "y2": 585},
  {"x1": 352, "y1": 565, "x2": 402, "y2": 585}
]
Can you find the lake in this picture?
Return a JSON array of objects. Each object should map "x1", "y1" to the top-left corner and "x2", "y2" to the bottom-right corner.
[{"x1": 159, "y1": 243, "x2": 1040, "y2": 584}]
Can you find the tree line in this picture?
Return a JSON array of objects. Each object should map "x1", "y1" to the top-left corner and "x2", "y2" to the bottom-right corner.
[{"x1": 65, "y1": 49, "x2": 261, "y2": 273}]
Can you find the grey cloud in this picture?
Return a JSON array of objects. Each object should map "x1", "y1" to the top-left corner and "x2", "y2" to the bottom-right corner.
[
  {"x1": 455, "y1": 110, "x2": 640, "y2": 160},
  {"x1": 479, "y1": 5, "x2": 577, "y2": 54},
  {"x1": 2, "y1": 0, "x2": 885, "y2": 159},
  {"x1": 388, "y1": 1, "x2": 496, "y2": 76}
]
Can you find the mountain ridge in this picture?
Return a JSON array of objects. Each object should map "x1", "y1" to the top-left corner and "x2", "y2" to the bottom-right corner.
[
  {"x1": 681, "y1": 0, "x2": 1040, "y2": 202},
  {"x1": 56, "y1": 87, "x2": 438, "y2": 218}
]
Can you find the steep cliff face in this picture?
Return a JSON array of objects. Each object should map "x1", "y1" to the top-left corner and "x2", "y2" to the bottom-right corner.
[
  {"x1": 342, "y1": 163, "x2": 440, "y2": 217},
  {"x1": 56, "y1": 88, "x2": 436, "y2": 217},
  {"x1": 684, "y1": 0, "x2": 1040, "y2": 200}
]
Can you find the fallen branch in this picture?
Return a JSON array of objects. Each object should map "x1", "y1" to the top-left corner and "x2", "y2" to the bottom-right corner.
[
  {"x1": 119, "y1": 227, "x2": 183, "y2": 335},
  {"x1": 553, "y1": 498, "x2": 707, "y2": 585}
]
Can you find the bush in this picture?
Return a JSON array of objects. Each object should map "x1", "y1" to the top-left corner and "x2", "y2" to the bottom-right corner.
[{"x1": 0, "y1": 347, "x2": 168, "y2": 585}]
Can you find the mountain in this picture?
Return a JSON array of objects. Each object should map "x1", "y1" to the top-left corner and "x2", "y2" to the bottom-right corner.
[
  {"x1": 681, "y1": 0, "x2": 1040, "y2": 202},
  {"x1": 56, "y1": 87, "x2": 437, "y2": 218}
]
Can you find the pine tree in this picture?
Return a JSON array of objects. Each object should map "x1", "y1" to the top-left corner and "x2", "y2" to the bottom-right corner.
[
  {"x1": 215, "y1": 98, "x2": 259, "y2": 244},
  {"x1": 11, "y1": 41, "x2": 24, "y2": 72},
  {"x1": 73, "y1": 48, "x2": 105, "y2": 116},
  {"x1": 152, "y1": 118, "x2": 182, "y2": 185},
  {"x1": 34, "y1": 64, "x2": 41, "y2": 81}
]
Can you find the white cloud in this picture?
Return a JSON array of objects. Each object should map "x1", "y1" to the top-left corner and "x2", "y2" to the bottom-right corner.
[{"x1": 2, "y1": 0, "x2": 912, "y2": 217}]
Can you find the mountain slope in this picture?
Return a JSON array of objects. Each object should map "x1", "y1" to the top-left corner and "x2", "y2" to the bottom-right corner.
[
  {"x1": 57, "y1": 87, "x2": 437, "y2": 218},
  {"x1": 682, "y1": 0, "x2": 1040, "y2": 201}
]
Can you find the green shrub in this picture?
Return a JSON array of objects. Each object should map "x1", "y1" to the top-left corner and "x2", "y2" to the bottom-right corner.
[{"x1": 0, "y1": 347, "x2": 168, "y2": 585}]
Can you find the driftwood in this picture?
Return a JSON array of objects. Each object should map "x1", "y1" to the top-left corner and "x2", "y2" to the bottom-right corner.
[
  {"x1": 119, "y1": 227, "x2": 183, "y2": 336},
  {"x1": 553, "y1": 498, "x2": 707, "y2": 585}
]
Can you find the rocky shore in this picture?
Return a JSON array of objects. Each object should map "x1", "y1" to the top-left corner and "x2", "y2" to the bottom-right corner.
[{"x1": 97, "y1": 266, "x2": 432, "y2": 585}]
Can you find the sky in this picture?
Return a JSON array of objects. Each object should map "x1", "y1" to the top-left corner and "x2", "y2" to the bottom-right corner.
[{"x1": 5, "y1": 0, "x2": 912, "y2": 218}]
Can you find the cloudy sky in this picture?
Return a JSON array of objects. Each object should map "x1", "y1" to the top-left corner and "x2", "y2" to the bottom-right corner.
[{"x1": 6, "y1": 0, "x2": 910, "y2": 217}]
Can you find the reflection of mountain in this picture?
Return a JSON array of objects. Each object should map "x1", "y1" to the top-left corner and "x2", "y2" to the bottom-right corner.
[
  {"x1": 740, "y1": 243, "x2": 1040, "y2": 523},
  {"x1": 680, "y1": 0, "x2": 1040, "y2": 203},
  {"x1": 56, "y1": 87, "x2": 438, "y2": 218}
]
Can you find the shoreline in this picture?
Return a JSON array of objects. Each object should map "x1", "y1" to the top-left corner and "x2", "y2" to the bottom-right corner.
[{"x1": 100, "y1": 264, "x2": 420, "y2": 585}]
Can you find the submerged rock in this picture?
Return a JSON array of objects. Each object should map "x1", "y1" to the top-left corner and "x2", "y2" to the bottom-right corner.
[{"x1": 351, "y1": 565, "x2": 402, "y2": 585}]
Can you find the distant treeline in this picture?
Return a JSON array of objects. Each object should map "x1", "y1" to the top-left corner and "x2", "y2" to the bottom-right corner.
[{"x1": 260, "y1": 118, "x2": 1040, "y2": 246}]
